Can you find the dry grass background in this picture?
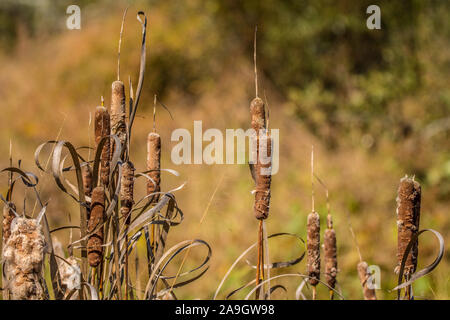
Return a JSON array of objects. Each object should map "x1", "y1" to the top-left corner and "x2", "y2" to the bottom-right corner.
[{"x1": 0, "y1": 2, "x2": 449, "y2": 299}]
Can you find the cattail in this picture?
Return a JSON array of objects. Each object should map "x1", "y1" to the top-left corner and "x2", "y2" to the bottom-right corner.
[
  {"x1": 81, "y1": 163, "x2": 92, "y2": 197},
  {"x1": 59, "y1": 256, "x2": 81, "y2": 293},
  {"x1": 249, "y1": 97, "x2": 271, "y2": 220},
  {"x1": 395, "y1": 175, "x2": 421, "y2": 276},
  {"x1": 324, "y1": 214, "x2": 337, "y2": 291},
  {"x1": 357, "y1": 261, "x2": 377, "y2": 300},
  {"x1": 250, "y1": 97, "x2": 266, "y2": 132},
  {"x1": 53, "y1": 238, "x2": 81, "y2": 296},
  {"x1": 307, "y1": 211, "x2": 320, "y2": 286},
  {"x1": 120, "y1": 161, "x2": 135, "y2": 224},
  {"x1": 147, "y1": 132, "x2": 161, "y2": 203},
  {"x1": 253, "y1": 133, "x2": 272, "y2": 220},
  {"x1": 2, "y1": 202, "x2": 16, "y2": 245},
  {"x1": 110, "y1": 80, "x2": 127, "y2": 151},
  {"x1": 249, "y1": 97, "x2": 266, "y2": 172},
  {"x1": 88, "y1": 186, "x2": 105, "y2": 267},
  {"x1": 95, "y1": 106, "x2": 111, "y2": 187},
  {"x1": 3, "y1": 217, "x2": 45, "y2": 300}
]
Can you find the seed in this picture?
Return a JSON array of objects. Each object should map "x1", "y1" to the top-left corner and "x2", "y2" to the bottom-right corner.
[
  {"x1": 307, "y1": 211, "x2": 320, "y2": 286},
  {"x1": 395, "y1": 175, "x2": 421, "y2": 276},
  {"x1": 88, "y1": 186, "x2": 105, "y2": 267},
  {"x1": 357, "y1": 261, "x2": 377, "y2": 300}
]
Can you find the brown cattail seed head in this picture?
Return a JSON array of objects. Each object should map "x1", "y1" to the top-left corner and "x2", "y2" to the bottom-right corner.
[
  {"x1": 147, "y1": 132, "x2": 161, "y2": 203},
  {"x1": 250, "y1": 97, "x2": 266, "y2": 132},
  {"x1": 95, "y1": 106, "x2": 111, "y2": 187},
  {"x1": 88, "y1": 186, "x2": 105, "y2": 267},
  {"x1": 357, "y1": 261, "x2": 377, "y2": 300},
  {"x1": 324, "y1": 214, "x2": 337, "y2": 290},
  {"x1": 3, "y1": 202, "x2": 16, "y2": 245},
  {"x1": 307, "y1": 211, "x2": 320, "y2": 286},
  {"x1": 395, "y1": 176, "x2": 421, "y2": 275},
  {"x1": 3, "y1": 217, "x2": 45, "y2": 300},
  {"x1": 120, "y1": 161, "x2": 135, "y2": 225},
  {"x1": 253, "y1": 134, "x2": 272, "y2": 220},
  {"x1": 81, "y1": 163, "x2": 92, "y2": 197},
  {"x1": 110, "y1": 80, "x2": 127, "y2": 149}
]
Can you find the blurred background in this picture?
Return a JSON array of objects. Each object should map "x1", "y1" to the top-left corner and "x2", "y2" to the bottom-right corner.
[{"x1": 0, "y1": 0, "x2": 449, "y2": 299}]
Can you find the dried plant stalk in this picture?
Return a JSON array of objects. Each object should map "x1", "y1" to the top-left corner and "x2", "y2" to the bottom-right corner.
[
  {"x1": 147, "y1": 132, "x2": 161, "y2": 202},
  {"x1": 3, "y1": 217, "x2": 45, "y2": 300},
  {"x1": 81, "y1": 163, "x2": 92, "y2": 197},
  {"x1": 395, "y1": 175, "x2": 421, "y2": 275},
  {"x1": 120, "y1": 161, "x2": 135, "y2": 225},
  {"x1": 88, "y1": 186, "x2": 105, "y2": 267},
  {"x1": 357, "y1": 261, "x2": 377, "y2": 300},
  {"x1": 324, "y1": 214, "x2": 337, "y2": 290},
  {"x1": 307, "y1": 211, "x2": 320, "y2": 286},
  {"x1": 253, "y1": 134, "x2": 272, "y2": 220},
  {"x1": 95, "y1": 106, "x2": 111, "y2": 187},
  {"x1": 110, "y1": 80, "x2": 127, "y2": 149},
  {"x1": 2, "y1": 202, "x2": 16, "y2": 245}
]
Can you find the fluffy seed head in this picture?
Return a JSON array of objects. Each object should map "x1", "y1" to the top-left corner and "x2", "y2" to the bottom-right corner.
[{"x1": 3, "y1": 217, "x2": 45, "y2": 300}]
